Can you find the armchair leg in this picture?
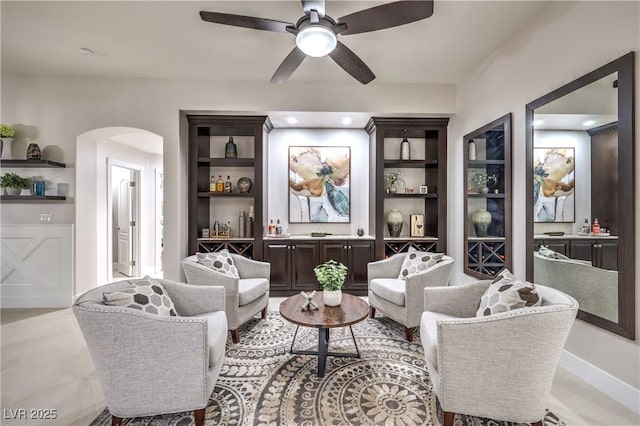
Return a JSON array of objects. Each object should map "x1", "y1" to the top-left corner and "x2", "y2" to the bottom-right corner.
[
  {"x1": 230, "y1": 329, "x2": 240, "y2": 343},
  {"x1": 111, "y1": 416, "x2": 123, "y2": 426},
  {"x1": 369, "y1": 307, "x2": 376, "y2": 318},
  {"x1": 404, "y1": 327, "x2": 414, "y2": 342},
  {"x1": 442, "y1": 411, "x2": 455, "y2": 426},
  {"x1": 261, "y1": 307, "x2": 267, "y2": 319},
  {"x1": 194, "y1": 408, "x2": 205, "y2": 426}
]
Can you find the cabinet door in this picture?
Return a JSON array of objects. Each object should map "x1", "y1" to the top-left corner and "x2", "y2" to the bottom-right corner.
[
  {"x1": 291, "y1": 242, "x2": 320, "y2": 291},
  {"x1": 320, "y1": 241, "x2": 349, "y2": 265},
  {"x1": 263, "y1": 242, "x2": 291, "y2": 291},
  {"x1": 348, "y1": 241, "x2": 374, "y2": 292},
  {"x1": 570, "y1": 240, "x2": 595, "y2": 263},
  {"x1": 598, "y1": 240, "x2": 618, "y2": 271}
]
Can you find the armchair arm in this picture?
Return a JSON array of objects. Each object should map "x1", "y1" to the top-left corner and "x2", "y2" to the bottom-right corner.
[
  {"x1": 232, "y1": 254, "x2": 270, "y2": 279},
  {"x1": 423, "y1": 280, "x2": 491, "y2": 318},
  {"x1": 367, "y1": 253, "x2": 404, "y2": 282},
  {"x1": 158, "y1": 279, "x2": 225, "y2": 316},
  {"x1": 73, "y1": 306, "x2": 210, "y2": 417}
]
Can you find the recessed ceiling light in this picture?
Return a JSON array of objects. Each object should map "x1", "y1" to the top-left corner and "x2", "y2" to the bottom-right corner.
[
  {"x1": 582, "y1": 120, "x2": 596, "y2": 126},
  {"x1": 533, "y1": 119, "x2": 544, "y2": 126},
  {"x1": 286, "y1": 117, "x2": 298, "y2": 124},
  {"x1": 342, "y1": 117, "x2": 352, "y2": 125},
  {"x1": 79, "y1": 47, "x2": 95, "y2": 56}
]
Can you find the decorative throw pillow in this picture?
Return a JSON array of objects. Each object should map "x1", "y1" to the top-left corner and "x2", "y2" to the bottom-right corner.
[
  {"x1": 476, "y1": 269, "x2": 542, "y2": 317},
  {"x1": 397, "y1": 247, "x2": 445, "y2": 280},
  {"x1": 538, "y1": 246, "x2": 569, "y2": 260},
  {"x1": 103, "y1": 276, "x2": 178, "y2": 316},
  {"x1": 196, "y1": 249, "x2": 239, "y2": 278}
]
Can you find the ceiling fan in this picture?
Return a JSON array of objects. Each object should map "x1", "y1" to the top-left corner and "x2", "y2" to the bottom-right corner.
[{"x1": 200, "y1": 0, "x2": 434, "y2": 85}]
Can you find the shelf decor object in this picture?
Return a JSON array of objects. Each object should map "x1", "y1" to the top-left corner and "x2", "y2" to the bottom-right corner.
[
  {"x1": 386, "y1": 209, "x2": 403, "y2": 237},
  {"x1": 400, "y1": 129, "x2": 411, "y2": 160},
  {"x1": 463, "y1": 113, "x2": 512, "y2": 279},
  {"x1": 225, "y1": 136, "x2": 238, "y2": 158},
  {"x1": 0, "y1": 123, "x2": 15, "y2": 160},
  {"x1": 26, "y1": 143, "x2": 42, "y2": 160}
]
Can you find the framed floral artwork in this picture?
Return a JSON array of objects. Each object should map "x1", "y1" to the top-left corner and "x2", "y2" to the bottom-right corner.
[
  {"x1": 533, "y1": 147, "x2": 575, "y2": 223},
  {"x1": 289, "y1": 146, "x2": 350, "y2": 223}
]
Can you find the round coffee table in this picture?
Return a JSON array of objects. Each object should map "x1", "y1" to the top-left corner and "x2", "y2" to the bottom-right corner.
[{"x1": 279, "y1": 292, "x2": 369, "y2": 377}]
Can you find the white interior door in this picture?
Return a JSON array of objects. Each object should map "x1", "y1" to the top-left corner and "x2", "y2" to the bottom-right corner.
[{"x1": 117, "y1": 172, "x2": 134, "y2": 276}]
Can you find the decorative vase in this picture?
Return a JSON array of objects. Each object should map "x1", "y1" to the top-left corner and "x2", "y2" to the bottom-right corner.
[
  {"x1": 388, "y1": 185, "x2": 397, "y2": 194},
  {"x1": 26, "y1": 143, "x2": 42, "y2": 160},
  {"x1": 387, "y1": 209, "x2": 403, "y2": 237},
  {"x1": 323, "y1": 289, "x2": 342, "y2": 307},
  {"x1": 400, "y1": 135, "x2": 411, "y2": 160},
  {"x1": 471, "y1": 209, "x2": 492, "y2": 237},
  {"x1": 479, "y1": 186, "x2": 489, "y2": 194},
  {"x1": 225, "y1": 136, "x2": 238, "y2": 158},
  {"x1": 1, "y1": 138, "x2": 14, "y2": 160},
  {"x1": 468, "y1": 140, "x2": 477, "y2": 160},
  {"x1": 237, "y1": 177, "x2": 252, "y2": 193}
]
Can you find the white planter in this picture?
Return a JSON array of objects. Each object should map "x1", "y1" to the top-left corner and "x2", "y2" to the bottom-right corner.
[
  {"x1": 1, "y1": 138, "x2": 14, "y2": 160},
  {"x1": 323, "y1": 290, "x2": 342, "y2": 307},
  {"x1": 5, "y1": 187, "x2": 20, "y2": 196}
]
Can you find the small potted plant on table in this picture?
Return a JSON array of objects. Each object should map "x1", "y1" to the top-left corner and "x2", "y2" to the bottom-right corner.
[
  {"x1": 1, "y1": 172, "x2": 28, "y2": 196},
  {"x1": 314, "y1": 259, "x2": 348, "y2": 307}
]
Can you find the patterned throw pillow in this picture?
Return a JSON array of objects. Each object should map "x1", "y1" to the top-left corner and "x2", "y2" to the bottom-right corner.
[
  {"x1": 538, "y1": 246, "x2": 569, "y2": 260},
  {"x1": 103, "y1": 276, "x2": 178, "y2": 316},
  {"x1": 196, "y1": 249, "x2": 239, "y2": 278},
  {"x1": 397, "y1": 247, "x2": 444, "y2": 280},
  {"x1": 476, "y1": 269, "x2": 542, "y2": 317}
]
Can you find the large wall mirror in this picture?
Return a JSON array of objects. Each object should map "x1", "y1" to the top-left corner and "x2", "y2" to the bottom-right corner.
[{"x1": 525, "y1": 52, "x2": 635, "y2": 339}]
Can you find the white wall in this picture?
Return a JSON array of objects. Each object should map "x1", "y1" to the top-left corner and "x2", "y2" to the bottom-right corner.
[
  {"x1": 267, "y1": 128, "x2": 369, "y2": 235},
  {"x1": 447, "y1": 0, "x2": 639, "y2": 395}
]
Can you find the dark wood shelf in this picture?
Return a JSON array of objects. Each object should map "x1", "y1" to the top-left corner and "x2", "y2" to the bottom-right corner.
[
  {"x1": 383, "y1": 159, "x2": 437, "y2": 168},
  {"x1": 1, "y1": 159, "x2": 66, "y2": 168},
  {"x1": 198, "y1": 158, "x2": 255, "y2": 167},
  {"x1": 1, "y1": 195, "x2": 66, "y2": 201},
  {"x1": 384, "y1": 193, "x2": 438, "y2": 198},
  {"x1": 197, "y1": 192, "x2": 255, "y2": 198},
  {"x1": 467, "y1": 193, "x2": 505, "y2": 198},
  {"x1": 468, "y1": 160, "x2": 505, "y2": 166}
]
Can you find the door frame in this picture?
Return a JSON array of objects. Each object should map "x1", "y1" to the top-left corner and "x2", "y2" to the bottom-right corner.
[{"x1": 107, "y1": 157, "x2": 142, "y2": 281}]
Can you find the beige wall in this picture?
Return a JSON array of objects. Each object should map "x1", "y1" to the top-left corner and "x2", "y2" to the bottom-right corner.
[{"x1": 447, "y1": 0, "x2": 640, "y2": 390}]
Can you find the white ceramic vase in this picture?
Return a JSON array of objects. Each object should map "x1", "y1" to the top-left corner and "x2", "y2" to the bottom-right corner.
[
  {"x1": 5, "y1": 187, "x2": 20, "y2": 196},
  {"x1": 471, "y1": 209, "x2": 492, "y2": 237},
  {"x1": 387, "y1": 209, "x2": 403, "y2": 237},
  {"x1": 323, "y1": 289, "x2": 342, "y2": 307},
  {"x1": 1, "y1": 138, "x2": 14, "y2": 160}
]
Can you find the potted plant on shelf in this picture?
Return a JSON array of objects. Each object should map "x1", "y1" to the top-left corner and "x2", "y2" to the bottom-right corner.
[
  {"x1": 1, "y1": 172, "x2": 28, "y2": 196},
  {"x1": 0, "y1": 124, "x2": 16, "y2": 160},
  {"x1": 314, "y1": 259, "x2": 348, "y2": 307},
  {"x1": 383, "y1": 169, "x2": 404, "y2": 194},
  {"x1": 470, "y1": 171, "x2": 498, "y2": 194}
]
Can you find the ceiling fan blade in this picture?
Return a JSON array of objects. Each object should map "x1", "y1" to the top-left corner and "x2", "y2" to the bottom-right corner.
[
  {"x1": 271, "y1": 47, "x2": 307, "y2": 84},
  {"x1": 329, "y1": 41, "x2": 375, "y2": 84},
  {"x1": 337, "y1": 0, "x2": 434, "y2": 35},
  {"x1": 200, "y1": 11, "x2": 292, "y2": 33},
  {"x1": 301, "y1": 0, "x2": 325, "y2": 17}
]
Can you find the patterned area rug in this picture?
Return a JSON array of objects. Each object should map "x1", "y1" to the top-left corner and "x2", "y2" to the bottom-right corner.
[{"x1": 91, "y1": 312, "x2": 564, "y2": 426}]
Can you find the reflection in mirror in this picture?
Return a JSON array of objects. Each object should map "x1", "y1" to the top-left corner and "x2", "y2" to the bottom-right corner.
[{"x1": 526, "y1": 52, "x2": 635, "y2": 340}]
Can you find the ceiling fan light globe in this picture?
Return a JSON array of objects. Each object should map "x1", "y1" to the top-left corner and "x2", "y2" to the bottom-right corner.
[{"x1": 295, "y1": 26, "x2": 337, "y2": 57}]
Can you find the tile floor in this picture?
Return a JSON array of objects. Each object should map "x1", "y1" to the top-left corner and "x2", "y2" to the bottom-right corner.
[{"x1": 1, "y1": 302, "x2": 638, "y2": 426}]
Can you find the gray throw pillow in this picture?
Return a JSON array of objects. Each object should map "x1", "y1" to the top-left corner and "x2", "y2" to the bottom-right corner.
[
  {"x1": 196, "y1": 249, "x2": 240, "y2": 278},
  {"x1": 476, "y1": 269, "x2": 542, "y2": 317},
  {"x1": 397, "y1": 247, "x2": 444, "y2": 280},
  {"x1": 103, "y1": 276, "x2": 178, "y2": 316}
]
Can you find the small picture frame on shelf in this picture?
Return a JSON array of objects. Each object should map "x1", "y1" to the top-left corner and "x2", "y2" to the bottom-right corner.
[
  {"x1": 419, "y1": 185, "x2": 428, "y2": 194},
  {"x1": 410, "y1": 214, "x2": 424, "y2": 237},
  {"x1": 202, "y1": 228, "x2": 210, "y2": 238}
]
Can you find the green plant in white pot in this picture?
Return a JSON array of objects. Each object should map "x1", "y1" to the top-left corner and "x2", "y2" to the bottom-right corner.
[
  {"x1": 0, "y1": 172, "x2": 28, "y2": 195},
  {"x1": 314, "y1": 259, "x2": 348, "y2": 307},
  {"x1": 0, "y1": 124, "x2": 16, "y2": 160}
]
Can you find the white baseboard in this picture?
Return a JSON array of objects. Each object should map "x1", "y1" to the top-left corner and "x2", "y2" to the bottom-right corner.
[{"x1": 560, "y1": 350, "x2": 640, "y2": 414}]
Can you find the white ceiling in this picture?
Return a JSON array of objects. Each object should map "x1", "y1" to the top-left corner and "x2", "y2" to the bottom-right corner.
[{"x1": 1, "y1": 1, "x2": 550, "y2": 130}]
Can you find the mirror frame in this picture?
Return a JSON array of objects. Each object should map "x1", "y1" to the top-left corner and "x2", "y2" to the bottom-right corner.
[{"x1": 525, "y1": 52, "x2": 635, "y2": 340}]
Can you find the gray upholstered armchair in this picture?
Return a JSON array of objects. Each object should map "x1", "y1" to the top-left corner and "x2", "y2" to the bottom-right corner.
[
  {"x1": 73, "y1": 279, "x2": 227, "y2": 426},
  {"x1": 419, "y1": 281, "x2": 578, "y2": 426},
  {"x1": 182, "y1": 253, "x2": 270, "y2": 343},
  {"x1": 368, "y1": 252, "x2": 454, "y2": 341}
]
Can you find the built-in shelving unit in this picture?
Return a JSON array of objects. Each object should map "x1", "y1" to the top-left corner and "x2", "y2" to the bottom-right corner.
[
  {"x1": 366, "y1": 117, "x2": 449, "y2": 259},
  {"x1": 0, "y1": 159, "x2": 68, "y2": 201},
  {"x1": 463, "y1": 113, "x2": 512, "y2": 278},
  {"x1": 186, "y1": 114, "x2": 272, "y2": 258}
]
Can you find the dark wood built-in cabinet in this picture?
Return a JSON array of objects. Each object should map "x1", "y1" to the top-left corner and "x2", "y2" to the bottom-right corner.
[
  {"x1": 535, "y1": 237, "x2": 618, "y2": 271},
  {"x1": 463, "y1": 114, "x2": 512, "y2": 279},
  {"x1": 186, "y1": 114, "x2": 272, "y2": 259},
  {"x1": 366, "y1": 117, "x2": 448, "y2": 260},
  {"x1": 264, "y1": 239, "x2": 374, "y2": 296}
]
